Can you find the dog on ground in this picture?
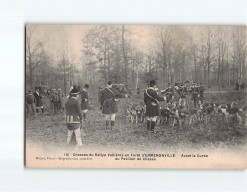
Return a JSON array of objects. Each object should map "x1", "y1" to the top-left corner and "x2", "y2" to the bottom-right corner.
[{"x1": 126, "y1": 103, "x2": 145, "y2": 124}]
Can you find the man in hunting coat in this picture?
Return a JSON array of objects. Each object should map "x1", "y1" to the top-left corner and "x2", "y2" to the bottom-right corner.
[
  {"x1": 33, "y1": 87, "x2": 44, "y2": 114},
  {"x1": 240, "y1": 82, "x2": 245, "y2": 92},
  {"x1": 99, "y1": 81, "x2": 127, "y2": 130},
  {"x1": 190, "y1": 82, "x2": 200, "y2": 108},
  {"x1": 65, "y1": 87, "x2": 83, "y2": 148},
  {"x1": 80, "y1": 84, "x2": 90, "y2": 121},
  {"x1": 198, "y1": 83, "x2": 205, "y2": 102},
  {"x1": 26, "y1": 89, "x2": 36, "y2": 117},
  {"x1": 53, "y1": 90, "x2": 60, "y2": 114},
  {"x1": 144, "y1": 80, "x2": 166, "y2": 133},
  {"x1": 161, "y1": 83, "x2": 174, "y2": 104},
  {"x1": 57, "y1": 89, "x2": 62, "y2": 112},
  {"x1": 177, "y1": 81, "x2": 189, "y2": 107}
]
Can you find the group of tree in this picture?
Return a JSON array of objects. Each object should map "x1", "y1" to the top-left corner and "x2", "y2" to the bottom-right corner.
[
  {"x1": 82, "y1": 25, "x2": 247, "y2": 90},
  {"x1": 25, "y1": 26, "x2": 78, "y2": 95},
  {"x1": 26, "y1": 25, "x2": 247, "y2": 94}
]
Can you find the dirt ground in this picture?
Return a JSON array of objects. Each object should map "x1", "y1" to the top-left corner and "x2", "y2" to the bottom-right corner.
[{"x1": 25, "y1": 91, "x2": 247, "y2": 152}]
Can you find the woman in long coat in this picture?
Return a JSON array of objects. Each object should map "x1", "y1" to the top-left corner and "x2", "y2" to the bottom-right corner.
[
  {"x1": 144, "y1": 80, "x2": 165, "y2": 132},
  {"x1": 99, "y1": 81, "x2": 127, "y2": 130}
]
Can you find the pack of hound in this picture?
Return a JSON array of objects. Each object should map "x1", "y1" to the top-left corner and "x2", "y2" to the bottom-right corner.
[{"x1": 126, "y1": 82, "x2": 246, "y2": 128}]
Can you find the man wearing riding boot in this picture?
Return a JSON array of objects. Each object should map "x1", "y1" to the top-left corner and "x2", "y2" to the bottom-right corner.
[
  {"x1": 26, "y1": 89, "x2": 36, "y2": 117},
  {"x1": 100, "y1": 81, "x2": 127, "y2": 130},
  {"x1": 198, "y1": 83, "x2": 205, "y2": 102},
  {"x1": 80, "y1": 84, "x2": 90, "y2": 121},
  {"x1": 190, "y1": 82, "x2": 200, "y2": 108},
  {"x1": 33, "y1": 87, "x2": 44, "y2": 114},
  {"x1": 144, "y1": 80, "x2": 166, "y2": 133},
  {"x1": 65, "y1": 87, "x2": 83, "y2": 148}
]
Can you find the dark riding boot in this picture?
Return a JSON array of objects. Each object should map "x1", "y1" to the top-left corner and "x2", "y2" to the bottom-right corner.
[
  {"x1": 150, "y1": 121, "x2": 156, "y2": 133},
  {"x1": 110, "y1": 121, "x2": 115, "y2": 130},
  {"x1": 193, "y1": 99, "x2": 196, "y2": 108},
  {"x1": 147, "y1": 120, "x2": 151, "y2": 130},
  {"x1": 106, "y1": 121, "x2": 109, "y2": 129},
  {"x1": 83, "y1": 113, "x2": 86, "y2": 120}
]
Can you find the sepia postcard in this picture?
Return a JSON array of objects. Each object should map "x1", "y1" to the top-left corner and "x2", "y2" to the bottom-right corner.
[{"x1": 25, "y1": 24, "x2": 247, "y2": 169}]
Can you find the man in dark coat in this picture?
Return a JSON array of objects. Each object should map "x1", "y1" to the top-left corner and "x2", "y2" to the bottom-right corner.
[
  {"x1": 177, "y1": 82, "x2": 188, "y2": 107},
  {"x1": 144, "y1": 80, "x2": 166, "y2": 133},
  {"x1": 53, "y1": 91, "x2": 60, "y2": 115},
  {"x1": 80, "y1": 84, "x2": 90, "y2": 120},
  {"x1": 26, "y1": 90, "x2": 36, "y2": 117},
  {"x1": 240, "y1": 82, "x2": 245, "y2": 92},
  {"x1": 65, "y1": 88, "x2": 83, "y2": 148},
  {"x1": 190, "y1": 82, "x2": 199, "y2": 108},
  {"x1": 33, "y1": 87, "x2": 44, "y2": 114},
  {"x1": 198, "y1": 83, "x2": 205, "y2": 102},
  {"x1": 236, "y1": 82, "x2": 240, "y2": 92},
  {"x1": 57, "y1": 89, "x2": 62, "y2": 112},
  {"x1": 99, "y1": 81, "x2": 127, "y2": 130}
]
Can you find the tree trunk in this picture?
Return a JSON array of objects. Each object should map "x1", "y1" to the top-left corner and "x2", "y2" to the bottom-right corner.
[
  {"x1": 62, "y1": 54, "x2": 67, "y2": 95},
  {"x1": 227, "y1": 47, "x2": 230, "y2": 86},
  {"x1": 136, "y1": 66, "x2": 139, "y2": 89},
  {"x1": 103, "y1": 40, "x2": 107, "y2": 83},
  {"x1": 217, "y1": 46, "x2": 221, "y2": 91},
  {"x1": 122, "y1": 25, "x2": 128, "y2": 85},
  {"x1": 207, "y1": 62, "x2": 210, "y2": 88},
  {"x1": 29, "y1": 55, "x2": 33, "y2": 90}
]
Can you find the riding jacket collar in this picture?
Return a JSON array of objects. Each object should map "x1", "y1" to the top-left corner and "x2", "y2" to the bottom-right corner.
[{"x1": 147, "y1": 87, "x2": 155, "y2": 90}]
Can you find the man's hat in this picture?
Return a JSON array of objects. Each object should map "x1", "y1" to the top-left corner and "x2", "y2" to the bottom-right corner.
[
  {"x1": 70, "y1": 88, "x2": 79, "y2": 95},
  {"x1": 107, "y1": 81, "x2": 112, "y2": 85},
  {"x1": 149, "y1": 80, "x2": 156, "y2": 86},
  {"x1": 28, "y1": 89, "x2": 32, "y2": 93}
]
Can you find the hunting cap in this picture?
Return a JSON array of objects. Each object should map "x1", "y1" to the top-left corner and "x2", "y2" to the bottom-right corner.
[
  {"x1": 107, "y1": 81, "x2": 112, "y2": 85},
  {"x1": 149, "y1": 80, "x2": 156, "y2": 87},
  {"x1": 70, "y1": 88, "x2": 80, "y2": 96}
]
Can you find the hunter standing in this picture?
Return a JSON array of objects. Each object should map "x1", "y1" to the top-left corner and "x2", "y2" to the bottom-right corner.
[
  {"x1": 26, "y1": 89, "x2": 36, "y2": 117},
  {"x1": 65, "y1": 88, "x2": 83, "y2": 148},
  {"x1": 100, "y1": 81, "x2": 127, "y2": 130},
  {"x1": 198, "y1": 83, "x2": 205, "y2": 102},
  {"x1": 190, "y1": 82, "x2": 200, "y2": 108},
  {"x1": 80, "y1": 84, "x2": 90, "y2": 121},
  {"x1": 144, "y1": 80, "x2": 166, "y2": 133},
  {"x1": 177, "y1": 81, "x2": 189, "y2": 107},
  {"x1": 33, "y1": 87, "x2": 44, "y2": 114}
]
